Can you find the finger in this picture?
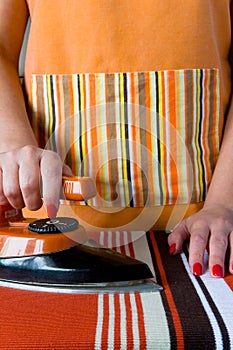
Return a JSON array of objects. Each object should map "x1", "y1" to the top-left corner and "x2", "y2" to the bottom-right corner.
[
  {"x1": 62, "y1": 164, "x2": 73, "y2": 177},
  {"x1": 229, "y1": 231, "x2": 233, "y2": 274},
  {"x1": 168, "y1": 221, "x2": 190, "y2": 254},
  {"x1": 19, "y1": 160, "x2": 42, "y2": 210},
  {"x1": 208, "y1": 228, "x2": 228, "y2": 278},
  {"x1": 188, "y1": 223, "x2": 209, "y2": 276},
  {"x1": 2, "y1": 164, "x2": 25, "y2": 209},
  {"x1": 0, "y1": 169, "x2": 9, "y2": 205},
  {"x1": 40, "y1": 150, "x2": 63, "y2": 217}
]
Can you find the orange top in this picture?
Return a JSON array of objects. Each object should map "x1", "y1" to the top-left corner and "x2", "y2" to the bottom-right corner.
[
  {"x1": 25, "y1": 0, "x2": 232, "y2": 119},
  {"x1": 22, "y1": 1, "x2": 233, "y2": 227}
]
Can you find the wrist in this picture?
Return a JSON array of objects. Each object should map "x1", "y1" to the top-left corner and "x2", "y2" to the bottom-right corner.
[{"x1": 203, "y1": 200, "x2": 233, "y2": 212}]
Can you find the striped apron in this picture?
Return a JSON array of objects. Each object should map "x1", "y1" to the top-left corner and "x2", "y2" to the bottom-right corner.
[{"x1": 29, "y1": 68, "x2": 220, "y2": 208}]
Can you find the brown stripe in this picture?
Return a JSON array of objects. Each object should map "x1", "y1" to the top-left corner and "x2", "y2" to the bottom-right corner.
[
  {"x1": 149, "y1": 231, "x2": 217, "y2": 349},
  {"x1": 36, "y1": 76, "x2": 46, "y2": 148},
  {"x1": 148, "y1": 231, "x2": 185, "y2": 349}
]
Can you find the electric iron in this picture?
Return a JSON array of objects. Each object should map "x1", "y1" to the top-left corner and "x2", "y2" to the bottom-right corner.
[{"x1": 0, "y1": 177, "x2": 162, "y2": 293}]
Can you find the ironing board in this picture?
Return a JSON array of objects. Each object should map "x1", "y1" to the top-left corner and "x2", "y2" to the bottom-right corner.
[{"x1": 0, "y1": 228, "x2": 232, "y2": 349}]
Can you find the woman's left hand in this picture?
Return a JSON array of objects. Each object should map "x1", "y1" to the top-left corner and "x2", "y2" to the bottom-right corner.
[{"x1": 168, "y1": 204, "x2": 233, "y2": 277}]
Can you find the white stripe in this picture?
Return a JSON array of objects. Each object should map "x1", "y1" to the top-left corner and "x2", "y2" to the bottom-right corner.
[
  {"x1": 123, "y1": 231, "x2": 130, "y2": 256},
  {"x1": 131, "y1": 233, "x2": 155, "y2": 277},
  {"x1": 34, "y1": 239, "x2": 44, "y2": 254},
  {"x1": 2, "y1": 237, "x2": 29, "y2": 257},
  {"x1": 181, "y1": 252, "x2": 224, "y2": 349},
  {"x1": 177, "y1": 70, "x2": 189, "y2": 203},
  {"x1": 200, "y1": 271, "x2": 233, "y2": 348},
  {"x1": 107, "y1": 231, "x2": 113, "y2": 248},
  {"x1": 98, "y1": 231, "x2": 104, "y2": 246},
  {"x1": 140, "y1": 293, "x2": 171, "y2": 349},
  {"x1": 115, "y1": 231, "x2": 121, "y2": 249},
  {"x1": 130, "y1": 294, "x2": 140, "y2": 350},
  {"x1": 95, "y1": 294, "x2": 104, "y2": 350},
  {"x1": 120, "y1": 294, "x2": 127, "y2": 349},
  {"x1": 108, "y1": 294, "x2": 115, "y2": 349},
  {"x1": 164, "y1": 70, "x2": 172, "y2": 203}
]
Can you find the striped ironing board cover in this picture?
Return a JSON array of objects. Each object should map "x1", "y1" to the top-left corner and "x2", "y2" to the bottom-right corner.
[{"x1": 0, "y1": 230, "x2": 232, "y2": 349}]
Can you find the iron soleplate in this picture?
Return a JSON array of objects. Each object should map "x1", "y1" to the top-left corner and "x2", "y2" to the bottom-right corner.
[{"x1": 0, "y1": 244, "x2": 162, "y2": 294}]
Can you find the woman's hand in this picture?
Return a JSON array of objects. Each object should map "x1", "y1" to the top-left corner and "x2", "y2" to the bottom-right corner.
[
  {"x1": 168, "y1": 204, "x2": 233, "y2": 277},
  {"x1": 0, "y1": 145, "x2": 72, "y2": 217}
]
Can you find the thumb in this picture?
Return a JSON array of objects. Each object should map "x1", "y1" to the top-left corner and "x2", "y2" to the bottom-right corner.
[{"x1": 168, "y1": 220, "x2": 190, "y2": 254}]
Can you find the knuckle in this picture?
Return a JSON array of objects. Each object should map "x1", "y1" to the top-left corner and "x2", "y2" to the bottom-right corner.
[
  {"x1": 4, "y1": 188, "x2": 18, "y2": 201},
  {"x1": 188, "y1": 219, "x2": 208, "y2": 234},
  {"x1": 26, "y1": 199, "x2": 43, "y2": 211},
  {"x1": 4, "y1": 151, "x2": 16, "y2": 164},
  {"x1": 212, "y1": 236, "x2": 228, "y2": 250},
  {"x1": 48, "y1": 150, "x2": 62, "y2": 163},
  {"x1": 0, "y1": 196, "x2": 8, "y2": 205},
  {"x1": 191, "y1": 233, "x2": 207, "y2": 245},
  {"x1": 20, "y1": 145, "x2": 38, "y2": 159},
  {"x1": 214, "y1": 217, "x2": 231, "y2": 229},
  {"x1": 42, "y1": 151, "x2": 63, "y2": 176},
  {"x1": 43, "y1": 166, "x2": 62, "y2": 179},
  {"x1": 21, "y1": 181, "x2": 37, "y2": 196}
]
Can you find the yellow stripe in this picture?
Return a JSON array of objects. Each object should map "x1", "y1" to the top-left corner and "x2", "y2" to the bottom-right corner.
[
  {"x1": 157, "y1": 71, "x2": 166, "y2": 200},
  {"x1": 79, "y1": 74, "x2": 87, "y2": 175},
  {"x1": 46, "y1": 75, "x2": 54, "y2": 137}
]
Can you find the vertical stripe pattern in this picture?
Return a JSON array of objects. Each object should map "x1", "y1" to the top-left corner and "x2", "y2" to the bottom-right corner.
[
  {"x1": 0, "y1": 229, "x2": 232, "y2": 349},
  {"x1": 91, "y1": 230, "x2": 233, "y2": 349},
  {"x1": 30, "y1": 69, "x2": 220, "y2": 207}
]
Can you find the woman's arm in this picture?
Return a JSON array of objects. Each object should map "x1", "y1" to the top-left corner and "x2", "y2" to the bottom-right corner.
[
  {"x1": 0, "y1": 0, "x2": 35, "y2": 151},
  {"x1": 0, "y1": 0, "x2": 71, "y2": 217},
  {"x1": 168, "y1": 95, "x2": 233, "y2": 277}
]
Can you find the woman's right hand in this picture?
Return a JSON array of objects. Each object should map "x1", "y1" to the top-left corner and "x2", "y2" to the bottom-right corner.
[{"x1": 0, "y1": 145, "x2": 73, "y2": 217}]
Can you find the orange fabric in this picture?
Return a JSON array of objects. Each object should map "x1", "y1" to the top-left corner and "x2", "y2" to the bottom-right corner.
[
  {"x1": 24, "y1": 0, "x2": 232, "y2": 125},
  {"x1": 0, "y1": 230, "x2": 232, "y2": 349},
  {"x1": 0, "y1": 287, "x2": 99, "y2": 349}
]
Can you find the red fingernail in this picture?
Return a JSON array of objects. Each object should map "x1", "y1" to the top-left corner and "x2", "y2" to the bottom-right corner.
[
  {"x1": 169, "y1": 243, "x2": 176, "y2": 255},
  {"x1": 46, "y1": 204, "x2": 57, "y2": 219},
  {"x1": 212, "y1": 264, "x2": 223, "y2": 278},
  {"x1": 193, "y1": 262, "x2": 202, "y2": 276}
]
